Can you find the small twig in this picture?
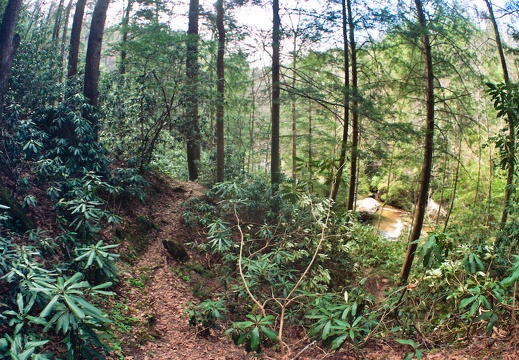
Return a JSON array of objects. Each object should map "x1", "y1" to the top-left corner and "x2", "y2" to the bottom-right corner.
[
  {"x1": 234, "y1": 205, "x2": 265, "y2": 316},
  {"x1": 278, "y1": 196, "x2": 335, "y2": 357},
  {"x1": 514, "y1": 281, "x2": 517, "y2": 325},
  {"x1": 290, "y1": 340, "x2": 317, "y2": 360},
  {"x1": 360, "y1": 287, "x2": 408, "y2": 346}
]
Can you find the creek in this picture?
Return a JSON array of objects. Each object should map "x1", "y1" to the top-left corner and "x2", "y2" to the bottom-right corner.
[{"x1": 370, "y1": 203, "x2": 411, "y2": 240}]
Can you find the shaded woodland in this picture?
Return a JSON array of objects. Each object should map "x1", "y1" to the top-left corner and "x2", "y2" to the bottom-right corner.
[{"x1": 1, "y1": 0, "x2": 519, "y2": 358}]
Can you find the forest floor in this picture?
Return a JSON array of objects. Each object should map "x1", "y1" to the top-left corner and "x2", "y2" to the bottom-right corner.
[{"x1": 105, "y1": 173, "x2": 519, "y2": 360}]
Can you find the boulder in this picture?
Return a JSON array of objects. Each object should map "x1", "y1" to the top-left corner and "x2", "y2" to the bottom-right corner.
[
  {"x1": 162, "y1": 239, "x2": 190, "y2": 262},
  {"x1": 426, "y1": 199, "x2": 447, "y2": 220},
  {"x1": 356, "y1": 197, "x2": 380, "y2": 220}
]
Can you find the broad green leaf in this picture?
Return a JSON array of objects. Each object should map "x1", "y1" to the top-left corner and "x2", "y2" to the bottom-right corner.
[
  {"x1": 261, "y1": 326, "x2": 278, "y2": 342},
  {"x1": 86, "y1": 252, "x2": 96, "y2": 268},
  {"x1": 250, "y1": 326, "x2": 260, "y2": 352},
  {"x1": 330, "y1": 333, "x2": 348, "y2": 350},
  {"x1": 459, "y1": 296, "x2": 476, "y2": 309},
  {"x1": 396, "y1": 338, "x2": 418, "y2": 347},
  {"x1": 19, "y1": 347, "x2": 36, "y2": 360},
  {"x1": 16, "y1": 293, "x2": 24, "y2": 312},
  {"x1": 64, "y1": 273, "x2": 83, "y2": 288},
  {"x1": 40, "y1": 295, "x2": 60, "y2": 318},
  {"x1": 322, "y1": 320, "x2": 331, "y2": 340},
  {"x1": 64, "y1": 295, "x2": 85, "y2": 319}
]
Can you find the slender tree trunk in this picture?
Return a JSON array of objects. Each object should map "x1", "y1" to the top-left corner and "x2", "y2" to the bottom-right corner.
[
  {"x1": 216, "y1": 0, "x2": 225, "y2": 182},
  {"x1": 485, "y1": 113, "x2": 494, "y2": 226},
  {"x1": 68, "y1": 0, "x2": 87, "y2": 79},
  {"x1": 46, "y1": 1, "x2": 57, "y2": 29},
  {"x1": 474, "y1": 117, "x2": 482, "y2": 204},
  {"x1": 84, "y1": 0, "x2": 111, "y2": 108},
  {"x1": 52, "y1": 0, "x2": 65, "y2": 44},
  {"x1": 26, "y1": 0, "x2": 42, "y2": 37},
  {"x1": 209, "y1": 31, "x2": 215, "y2": 154},
  {"x1": 444, "y1": 133, "x2": 462, "y2": 232},
  {"x1": 436, "y1": 144, "x2": 448, "y2": 228},
  {"x1": 186, "y1": 0, "x2": 200, "y2": 180},
  {"x1": 291, "y1": 33, "x2": 297, "y2": 181},
  {"x1": 58, "y1": 0, "x2": 72, "y2": 84},
  {"x1": 330, "y1": 0, "x2": 350, "y2": 202},
  {"x1": 484, "y1": 0, "x2": 514, "y2": 229},
  {"x1": 377, "y1": 143, "x2": 394, "y2": 231},
  {"x1": 308, "y1": 102, "x2": 313, "y2": 188},
  {"x1": 346, "y1": 0, "x2": 358, "y2": 211},
  {"x1": 119, "y1": 0, "x2": 132, "y2": 75},
  {"x1": 0, "y1": 0, "x2": 23, "y2": 120},
  {"x1": 400, "y1": 0, "x2": 435, "y2": 284},
  {"x1": 248, "y1": 76, "x2": 256, "y2": 173},
  {"x1": 271, "y1": 0, "x2": 281, "y2": 192}
]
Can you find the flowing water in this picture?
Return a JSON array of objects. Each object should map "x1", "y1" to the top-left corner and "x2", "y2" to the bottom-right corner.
[{"x1": 371, "y1": 203, "x2": 410, "y2": 240}]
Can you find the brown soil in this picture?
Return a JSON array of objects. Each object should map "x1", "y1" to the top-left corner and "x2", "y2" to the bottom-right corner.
[{"x1": 107, "y1": 173, "x2": 519, "y2": 360}]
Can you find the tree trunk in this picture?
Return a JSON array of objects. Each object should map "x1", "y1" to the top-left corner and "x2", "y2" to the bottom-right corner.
[
  {"x1": 67, "y1": 0, "x2": 87, "y2": 79},
  {"x1": 84, "y1": 0, "x2": 111, "y2": 108},
  {"x1": 346, "y1": 0, "x2": 358, "y2": 211},
  {"x1": 58, "y1": 0, "x2": 72, "y2": 84},
  {"x1": 444, "y1": 133, "x2": 462, "y2": 232},
  {"x1": 215, "y1": 0, "x2": 225, "y2": 182},
  {"x1": 291, "y1": 33, "x2": 297, "y2": 181},
  {"x1": 484, "y1": 0, "x2": 514, "y2": 229},
  {"x1": 400, "y1": 0, "x2": 435, "y2": 284},
  {"x1": 436, "y1": 144, "x2": 448, "y2": 228},
  {"x1": 52, "y1": 0, "x2": 65, "y2": 44},
  {"x1": 330, "y1": 0, "x2": 350, "y2": 202},
  {"x1": 248, "y1": 75, "x2": 256, "y2": 173},
  {"x1": 26, "y1": 0, "x2": 42, "y2": 37},
  {"x1": 271, "y1": 0, "x2": 281, "y2": 192},
  {"x1": 119, "y1": 0, "x2": 132, "y2": 75},
  {"x1": 377, "y1": 143, "x2": 394, "y2": 230},
  {"x1": 0, "y1": 0, "x2": 23, "y2": 120},
  {"x1": 186, "y1": 0, "x2": 200, "y2": 181},
  {"x1": 308, "y1": 102, "x2": 313, "y2": 189}
]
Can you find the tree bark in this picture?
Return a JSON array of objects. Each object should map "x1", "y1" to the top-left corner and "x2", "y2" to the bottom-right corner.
[
  {"x1": 58, "y1": 0, "x2": 72, "y2": 84},
  {"x1": 0, "y1": 0, "x2": 23, "y2": 120},
  {"x1": 68, "y1": 0, "x2": 87, "y2": 79},
  {"x1": 119, "y1": 0, "x2": 132, "y2": 75},
  {"x1": 52, "y1": 0, "x2": 65, "y2": 43},
  {"x1": 346, "y1": 0, "x2": 358, "y2": 211},
  {"x1": 84, "y1": 0, "x2": 111, "y2": 108},
  {"x1": 484, "y1": 0, "x2": 514, "y2": 229},
  {"x1": 215, "y1": 0, "x2": 225, "y2": 182},
  {"x1": 186, "y1": 0, "x2": 200, "y2": 180},
  {"x1": 248, "y1": 75, "x2": 257, "y2": 173},
  {"x1": 330, "y1": 0, "x2": 350, "y2": 202},
  {"x1": 400, "y1": 0, "x2": 435, "y2": 284},
  {"x1": 308, "y1": 102, "x2": 313, "y2": 188},
  {"x1": 271, "y1": 0, "x2": 281, "y2": 192},
  {"x1": 291, "y1": 32, "x2": 297, "y2": 181}
]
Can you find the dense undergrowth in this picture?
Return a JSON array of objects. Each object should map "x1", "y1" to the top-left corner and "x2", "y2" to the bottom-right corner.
[
  {"x1": 0, "y1": 91, "x2": 145, "y2": 359},
  {"x1": 2, "y1": 113, "x2": 519, "y2": 359},
  {"x1": 183, "y1": 177, "x2": 519, "y2": 357},
  {"x1": 2, "y1": 100, "x2": 519, "y2": 358}
]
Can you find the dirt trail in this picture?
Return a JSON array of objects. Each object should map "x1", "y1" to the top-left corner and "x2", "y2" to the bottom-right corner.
[{"x1": 111, "y1": 175, "x2": 246, "y2": 360}]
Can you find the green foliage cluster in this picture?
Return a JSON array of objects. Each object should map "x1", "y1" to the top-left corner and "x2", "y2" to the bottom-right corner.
[
  {"x1": 182, "y1": 178, "x2": 385, "y2": 352},
  {"x1": 0, "y1": 35, "x2": 145, "y2": 358},
  {"x1": 182, "y1": 177, "x2": 519, "y2": 355},
  {"x1": 375, "y1": 231, "x2": 519, "y2": 350}
]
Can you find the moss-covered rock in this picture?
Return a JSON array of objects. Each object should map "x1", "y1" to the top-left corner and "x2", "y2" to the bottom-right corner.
[{"x1": 162, "y1": 239, "x2": 190, "y2": 262}]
